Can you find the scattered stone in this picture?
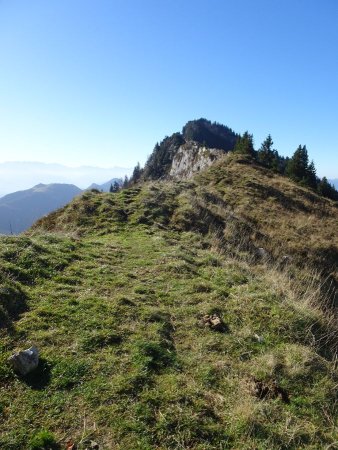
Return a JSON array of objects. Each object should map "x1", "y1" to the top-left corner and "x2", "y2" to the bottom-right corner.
[
  {"x1": 280, "y1": 255, "x2": 292, "y2": 266},
  {"x1": 200, "y1": 314, "x2": 227, "y2": 332},
  {"x1": 257, "y1": 247, "x2": 269, "y2": 260},
  {"x1": 209, "y1": 315, "x2": 222, "y2": 329},
  {"x1": 251, "y1": 378, "x2": 290, "y2": 403},
  {"x1": 8, "y1": 346, "x2": 39, "y2": 376},
  {"x1": 239, "y1": 351, "x2": 252, "y2": 361},
  {"x1": 254, "y1": 333, "x2": 264, "y2": 343}
]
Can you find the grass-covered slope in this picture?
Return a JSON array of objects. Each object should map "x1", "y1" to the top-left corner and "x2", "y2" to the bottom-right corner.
[
  {"x1": 34, "y1": 154, "x2": 338, "y2": 291},
  {"x1": 1, "y1": 155, "x2": 337, "y2": 449}
]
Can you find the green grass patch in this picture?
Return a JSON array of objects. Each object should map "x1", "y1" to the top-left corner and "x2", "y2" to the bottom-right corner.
[{"x1": 0, "y1": 190, "x2": 336, "y2": 449}]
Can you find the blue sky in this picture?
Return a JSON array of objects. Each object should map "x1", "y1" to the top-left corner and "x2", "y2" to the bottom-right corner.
[{"x1": 0, "y1": 0, "x2": 337, "y2": 177}]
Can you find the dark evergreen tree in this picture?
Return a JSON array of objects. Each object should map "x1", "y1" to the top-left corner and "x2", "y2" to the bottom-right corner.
[
  {"x1": 257, "y1": 135, "x2": 275, "y2": 167},
  {"x1": 278, "y1": 155, "x2": 290, "y2": 175},
  {"x1": 131, "y1": 162, "x2": 143, "y2": 183},
  {"x1": 256, "y1": 135, "x2": 288, "y2": 174},
  {"x1": 122, "y1": 176, "x2": 129, "y2": 189},
  {"x1": 234, "y1": 131, "x2": 255, "y2": 157},
  {"x1": 305, "y1": 160, "x2": 317, "y2": 189},
  {"x1": 271, "y1": 152, "x2": 281, "y2": 172},
  {"x1": 110, "y1": 181, "x2": 120, "y2": 193},
  {"x1": 286, "y1": 146, "x2": 320, "y2": 190},
  {"x1": 317, "y1": 177, "x2": 338, "y2": 200},
  {"x1": 286, "y1": 145, "x2": 309, "y2": 182}
]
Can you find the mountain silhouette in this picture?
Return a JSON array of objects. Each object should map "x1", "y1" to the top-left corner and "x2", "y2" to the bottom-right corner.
[{"x1": 0, "y1": 183, "x2": 82, "y2": 234}]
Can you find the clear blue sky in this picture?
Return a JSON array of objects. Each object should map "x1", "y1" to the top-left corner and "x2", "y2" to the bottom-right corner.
[{"x1": 0, "y1": 0, "x2": 337, "y2": 177}]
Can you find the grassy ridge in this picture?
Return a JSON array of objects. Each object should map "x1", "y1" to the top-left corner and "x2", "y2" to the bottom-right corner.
[
  {"x1": 33, "y1": 154, "x2": 338, "y2": 299},
  {"x1": 1, "y1": 156, "x2": 337, "y2": 449}
]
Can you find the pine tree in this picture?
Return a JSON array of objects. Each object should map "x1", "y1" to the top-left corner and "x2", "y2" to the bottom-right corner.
[
  {"x1": 286, "y1": 146, "x2": 320, "y2": 190},
  {"x1": 257, "y1": 134, "x2": 275, "y2": 167},
  {"x1": 317, "y1": 177, "x2": 338, "y2": 200},
  {"x1": 109, "y1": 181, "x2": 120, "y2": 193},
  {"x1": 131, "y1": 162, "x2": 142, "y2": 183},
  {"x1": 122, "y1": 176, "x2": 129, "y2": 189},
  {"x1": 286, "y1": 145, "x2": 309, "y2": 183},
  {"x1": 306, "y1": 160, "x2": 317, "y2": 189},
  {"x1": 234, "y1": 132, "x2": 255, "y2": 157},
  {"x1": 271, "y1": 151, "x2": 281, "y2": 172}
]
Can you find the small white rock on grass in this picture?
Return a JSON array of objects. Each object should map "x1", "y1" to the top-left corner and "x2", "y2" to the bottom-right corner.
[
  {"x1": 254, "y1": 334, "x2": 264, "y2": 343},
  {"x1": 8, "y1": 346, "x2": 39, "y2": 376}
]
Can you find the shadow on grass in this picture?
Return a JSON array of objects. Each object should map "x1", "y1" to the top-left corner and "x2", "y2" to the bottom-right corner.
[
  {"x1": 21, "y1": 358, "x2": 51, "y2": 390},
  {"x1": 0, "y1": 282, "x2": 28, "y2": 333}
]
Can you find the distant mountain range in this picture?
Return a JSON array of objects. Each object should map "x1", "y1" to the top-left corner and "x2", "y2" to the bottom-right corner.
[
  {"x1": 0, "y1": 178, "x2": 122, "y2": 234},
  {"x1": 87, "y1": 179, "x2": 122, "y2": 192},
  {"x1": 329, "y1": 179, "x2": 338, "y2": 189},
  {"x1": 0, "y1": 161, "x2": 131, "y2": 197},
  {"x1": 0, "y1": 183, "x2": 82, "y2": 235}
]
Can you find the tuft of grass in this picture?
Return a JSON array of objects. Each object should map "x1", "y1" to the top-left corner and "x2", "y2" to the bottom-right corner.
[
  {"x1": 51, "y1": 359, "x2": 88, "y2": 389},
  {"x1": 133, "y1": 340, "x2": 176, "y2": 373},
  {"x1": 80, "y1": 330, "x2": 123, "y2": 351},
  {"x1": 29, "y1": 430, "x2": 58, "y2": 450}
]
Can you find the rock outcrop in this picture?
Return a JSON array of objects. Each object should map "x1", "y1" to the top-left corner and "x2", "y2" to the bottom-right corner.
[{"x1": 169, "y1": 141, "x2": 225, "y2": 179}]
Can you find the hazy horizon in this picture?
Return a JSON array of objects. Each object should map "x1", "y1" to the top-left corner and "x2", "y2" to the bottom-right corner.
[
  {"x1": 0, "y1": 161, "x2": 132, "y2": 197},
  {"x1": 0, "y1": 160, "x2": 132, "y2": 171}
]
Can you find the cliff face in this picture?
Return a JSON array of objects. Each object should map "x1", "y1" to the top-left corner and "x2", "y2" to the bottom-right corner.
[
  {"x1": 140, "y1": 119, "x2": 238, "y2": 182},
  {"x1": 169, "y1": 141, "x2": 225, "y2": 179}
]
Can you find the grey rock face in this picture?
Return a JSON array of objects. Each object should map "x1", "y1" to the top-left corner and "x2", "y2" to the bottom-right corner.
[
  {"x1": 169, "y1": 141, "x2": 225, "y2": 179},
  {"x1": 8, "y1": 346, "x2": 39, "y2": 375}
]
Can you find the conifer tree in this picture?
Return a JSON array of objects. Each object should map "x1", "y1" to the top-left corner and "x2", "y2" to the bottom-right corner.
[
  {"x1": 306, "y1": 160, "x2": 317, "y2": 189},
  {"x1": 317, "y1": 177, "x2": 338, "y2": 200},
  {"x1": 122, "y1": 176, "x2": 129, "y2": 189},
  {"x1": 271, "y1": 152, "x2": 281, "y2": 172},
  {"x1": 115, "y1": 181, "x2": 120, "y2": 192},
  {"x1": 286, "y1": 145, "x2": 309, "y2": 182},
  {"x1": 286, "y1": 146, "x2": 319, "y2": 190},
  {"x1": 257, "y1": 134, "x2": 275, "y2": 167},
  {"x1": 109, "y1": 181, "x2": 120, "y2": 193},
  {"x1": 234, "y1": 132, "x2": 255, "y2": 157},
  {"x1": 131, "y1": 162, "x2": 142, "y2": 183}
]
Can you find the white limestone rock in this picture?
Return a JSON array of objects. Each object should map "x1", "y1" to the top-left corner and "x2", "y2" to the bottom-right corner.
[
  {"x1": 169, "y1": 141, "x2": 225, "y2": 179},
  {"x1": 8, "y1": 346, "x2": 39, "y2": 376}
]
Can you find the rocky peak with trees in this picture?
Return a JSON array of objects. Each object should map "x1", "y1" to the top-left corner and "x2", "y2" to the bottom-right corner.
[
  {"x1": 132, "y1": 119, "x2": 239, "y2": 182},
  {"x1": 129, "y1": 119, "x2": 338, "y2": 201}
]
